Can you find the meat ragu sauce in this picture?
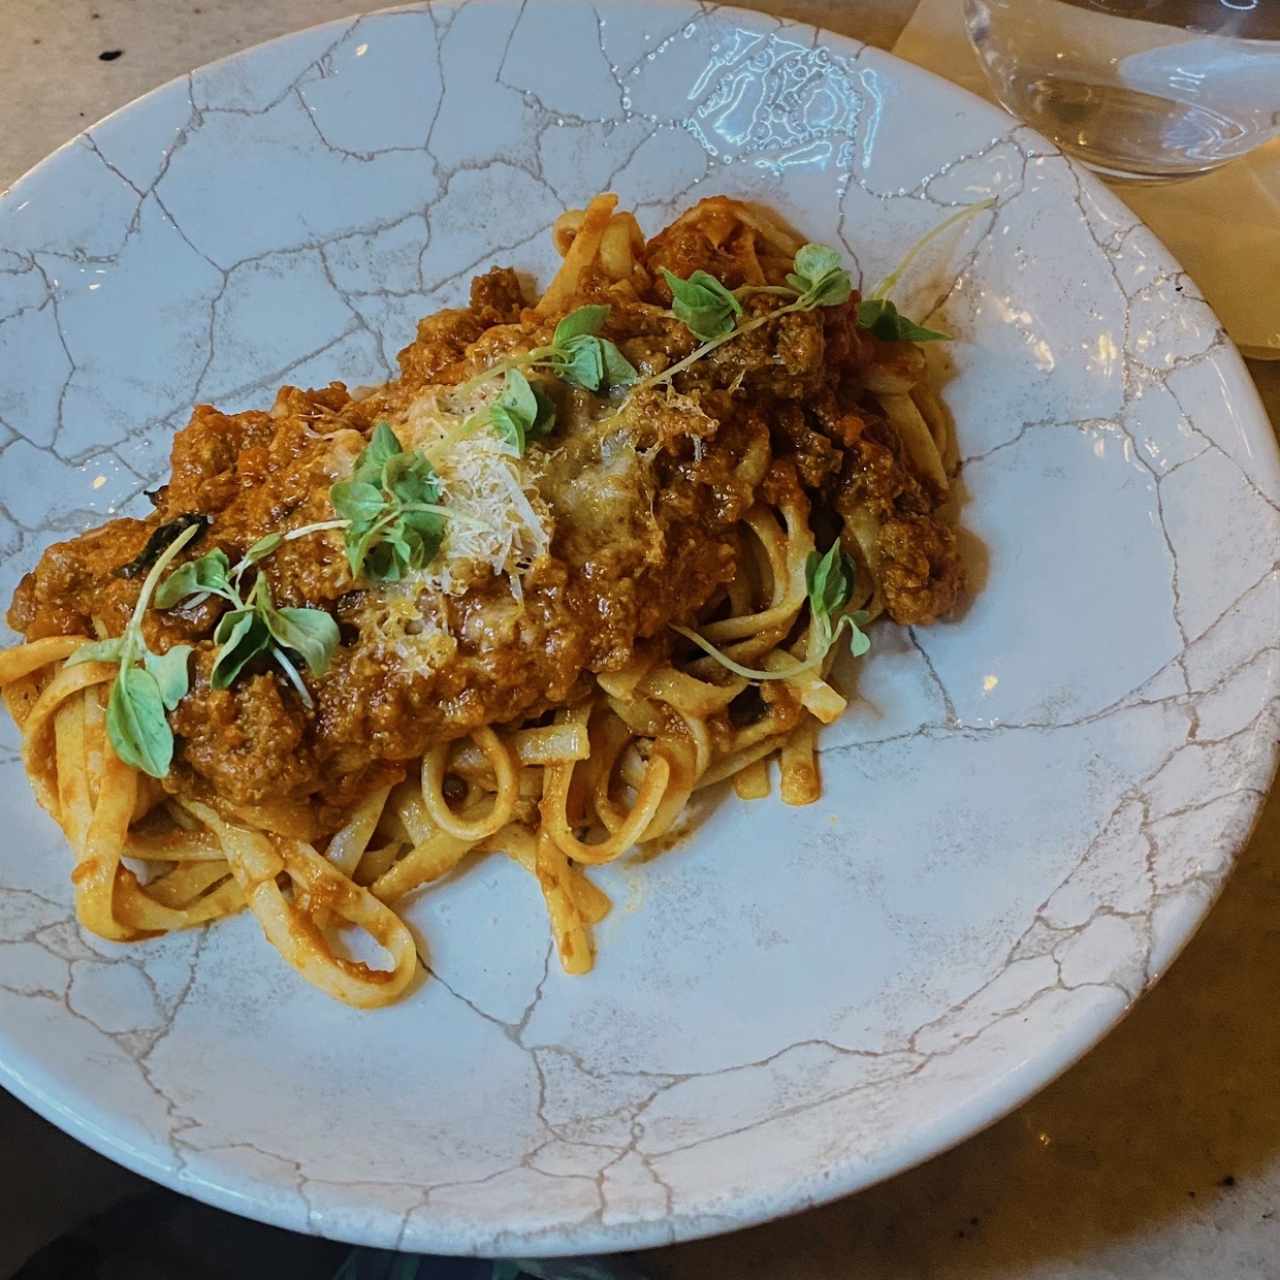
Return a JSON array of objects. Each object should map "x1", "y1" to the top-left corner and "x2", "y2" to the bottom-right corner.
[{"x1": 9, "y1": 222, "x2": 963, "y2": 829}]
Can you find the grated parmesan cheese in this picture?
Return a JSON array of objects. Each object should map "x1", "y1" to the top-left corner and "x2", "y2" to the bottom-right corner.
[
  {"x1": 427, "y1": 435, "x2": 553, "y2": 596},
  {"x1": 354, "y1": 583, "x2": 457, "y2": 677},
  {"x1": 344, "y1": 373, "x2": 558, "y2": 671}
]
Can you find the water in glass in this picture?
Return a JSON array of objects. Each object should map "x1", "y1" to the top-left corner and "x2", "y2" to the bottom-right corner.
[{"x1": 965, "y1": 0, "x2": 1280, "y2": 181}]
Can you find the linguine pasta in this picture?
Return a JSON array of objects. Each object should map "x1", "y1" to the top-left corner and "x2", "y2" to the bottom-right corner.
[{"x1": 0, "y1": 194, "x2": 965, "y2": 1007}]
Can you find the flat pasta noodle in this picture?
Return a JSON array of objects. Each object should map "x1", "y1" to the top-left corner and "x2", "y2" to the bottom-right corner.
[
  {"x1": 74, "y1": 738, "x2": 144, "y2": 942},
  {"x1": 139, "y1": 860, "x2": 236, "y2": 909},
  {"x1": 351, "y1": 841, "x2": 403, "y2": 887},
  {"x1": 538, "y1": 192, "x2": 619, "y2": 313},
  {"x1": 534, "y1": 830, "x2": 592, "y2": 975},
  {"x1": 841, "y1": 505, "x2": 886, "y2": 620},
  {"x1": 421, "y1": 726, "x2": 519, "y2": 841},
  {"x1": 483, "y1": 822, "x2": 611, "y2": 928},
  {"x1": 779, "y1": 718, "x2": 821, "y2": 806},
  {"x1": 0, "y1": 191, "x2": 967, "y2": 1005},
  {"x1": 691, "y1": 501, "x2": 812, "y2": 679},
  {"x1": 734, "y1": 757, "x2": 771, "y2": 800},
  {"x1": 448, "y1": 721, "x2": 589, "y2": 779},
  {"x1": 123, "y1": 821, "x2": 224, "y2": 862},
  {"x1": 114, "y1": 869, "x2": 244, "y2": 933},
  {"x1": 46, "y1": 674, "x2": 247, "y2": 940},
  {"x1": 188, "y1": 803, "x2": 418, "y2": 1009},
  {"x1": 326, "y1": 786, "x2": 392, "y2": 877},
  {"x1": 541, "y1": 733, "x2": 672, "y2": 865},
  {"x1": 912, "y1": 381, "x2": 958, "y2": 476},
  {"x1": 880, "y1": 391, "x2": 949, "y2": 494},
  {"x1": 551, "y1": 209, "x2": 585, "y2": 257},
  {"x1": 595, "y1": 649, "x2": 658, "y2": 700},
  {"x1": 23, "y1": 658, "x2": 116, "y2": 815},
  {"x1": 863, "y1": 340, "x2": 927, "y2": 394},
  {"x1": 599, "y1": 212, "x2": 648, "y2": 297},
  {"x1": 0, "y1": 635, "x2": 84, "y2": 684},
  {"x1": 370, "y1": 824, "x2": 473, "y2": 902},
  {"x1": 764, "y1": 646, "x2": 848, "y2": 725}
]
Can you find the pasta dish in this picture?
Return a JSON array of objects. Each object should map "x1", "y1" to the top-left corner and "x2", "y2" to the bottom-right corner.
[{"x1": 0, "y1": 194, "x2": 966, "y2": 1007}]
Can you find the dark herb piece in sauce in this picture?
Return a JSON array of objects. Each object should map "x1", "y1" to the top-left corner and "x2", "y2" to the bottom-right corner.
[{"x1": 113, "y1": 513, "x2": 209, "y2": 580}]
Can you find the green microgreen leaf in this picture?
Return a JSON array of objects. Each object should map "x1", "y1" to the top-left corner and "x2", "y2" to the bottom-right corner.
[
  {"x1": 383, "y1": 450, "x2": 440, "y2": 507},
  {"x1": 244, "y1": 532, "x2": 283, "y2": 565},
  {"x1": 353, "y1": 523, "x2": 400, "y2": 581},
  {"x1": 353, "y1": 421, "x2": 403, "y2": 486},
  {"x1": 555, "y1": 333, "x2": 607, "y2": 392},
  {"x1": 518, "y1": 305, "x2": 638, "y2": 396},
  {"x1": 142, "y1": 644, "x2": 193, "y2": 711},
  {"x1": 668, "y1": 625, "x2": 799, "y2": 681},
  {"x1": 80, "y1": 520, "x2": 205, "y2": 778},
  {"x1": 529, "y1": 382, "x2": 557, "y2": 438},
  {"x1": 844, "y1": 609, "x2": 873, "y2": 658},
  {"x1": 264, "y1": 607, "x2": 339, "y2": 678},
  {"x1": 662, "y1": 267, "x2": 742, "y2": 342},
  {"x1": 806, "y1": 545, "x2": 872, "y2": 660},
  {"x1": 805, "y1": 544, "x2": 854, "y2": 657},
  {"x1": 489, "y1": 402, "x2": 527, "y2": 455},
  {"x1": 488, "y1": 367, "x2": 558, "y2": 456},
  {"x1": 806, "y1": 270, "x2": 854, "y2": 307},
  {"x1": 549, "y1": 334, "x2": 637, "y2": 393},
  {"x1": 634, "y1": 242, "x2": 857, "y2": 398},
  {"x1": 805, "y1": 544, "x2": 854, "y2": 621},
  {"x1": 786, "y1": 242, "x2": 853, "y2": 309},
  {"x1": 331, "y1": 424, "x2": 448, "y2": 583},
  {"x1": 80, "y1": 510, "x2": 342, "y2": 747},
  {"x1": 598, "y1": 337, "x2": 639, "y2": 390},
  {"x1": 210, "y1": 608, "x2": 270, "y2": 689},
  {"x1": 330, "y1": 480, "x2": 386, "y2": 529},
  {"x1": 498, "y1": 365, "x2": 538, "y2": 428},
  {"x1": 154, "y1": 548, "x2": 233, "y2": 609},
  {"x1": 856, "y1": 298, "x2": 949, "y2": 343},
  {"x1": 793, "y1": 243, "x2": 842, "y2": 282},
  {"x1": 65, "y1": 636, "x2": 125, "y2": 667},
  {"x1": 553, "y1": 304, "x2": 610, "y2": 345},
  {"x1": 238, "y1": 575, "x2": 338, "y2": 700},
  {"x1": 106, "y1": 664, "x2": 173, "y2": 777}
]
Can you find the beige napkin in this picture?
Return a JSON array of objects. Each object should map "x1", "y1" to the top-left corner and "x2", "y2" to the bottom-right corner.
[{"x1": 892, "y1": 0, "x2": 1280, "y2": 359}]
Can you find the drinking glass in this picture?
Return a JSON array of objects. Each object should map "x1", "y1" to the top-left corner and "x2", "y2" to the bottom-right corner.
[{"x1": 964, "y1": 0, "x2": 1280, "y2": 182}]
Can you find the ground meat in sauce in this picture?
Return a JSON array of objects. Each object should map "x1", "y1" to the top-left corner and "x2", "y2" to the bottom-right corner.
[
  {"x1": 876, "y1": 514, "x2": 965, "y2": 625},
  {"x1": 171, "y1": 650, "x2": 316, "y2": 804},
  {"x1": 835, "y1": 429, "x2": 933, "y2": 522},
  {"x1": 9, "y1": 228, "x2": 966, "y2": 823}
]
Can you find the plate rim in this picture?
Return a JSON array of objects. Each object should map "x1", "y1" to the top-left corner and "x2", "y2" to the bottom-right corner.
[{"x1": 0, "y1": 0, "x2": 1277, "y2": 1255}]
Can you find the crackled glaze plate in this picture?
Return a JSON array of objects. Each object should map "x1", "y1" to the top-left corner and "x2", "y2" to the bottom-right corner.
[{"x1": 0, "y1": 0, "x2": 1277, "y2": 1257}]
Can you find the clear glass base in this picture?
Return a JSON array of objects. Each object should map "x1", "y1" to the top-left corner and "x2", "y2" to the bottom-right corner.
[
  {"x1": 1067, "y1": 152, "x2": 1231, "y2": 185},
  {"x1": 964, "y1": 0, "x2": 1280, "y2": 182},
  {"x1": 988, "y1": 78, "x2": 1251, "y2": 184}
]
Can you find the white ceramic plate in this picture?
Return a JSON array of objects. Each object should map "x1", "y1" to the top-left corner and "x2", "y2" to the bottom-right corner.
[{"x1": 1, "y1": 0, "x2": 1276, "y2": 1256}]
